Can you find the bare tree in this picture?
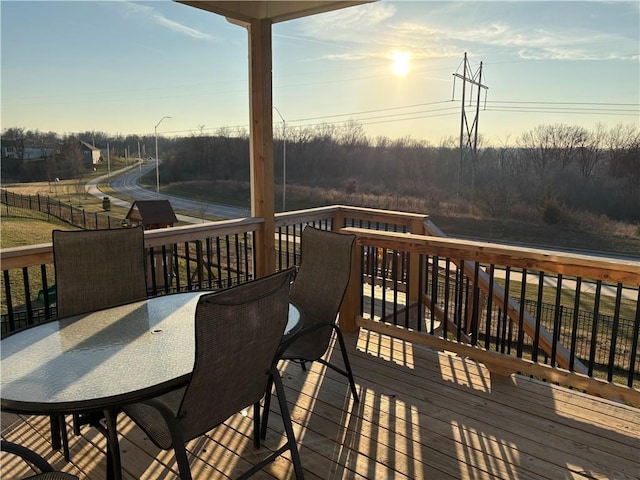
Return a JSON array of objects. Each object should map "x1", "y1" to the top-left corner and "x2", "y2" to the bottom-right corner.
[
  {"x1": 517, "y1": 124, "x2": 587, "y2": 175},
  {"x1": 55, "y1": 139, "x2": 84, "y2": 180},
  {"x1": 608, "y1": 123, "x2": 640, "y2": 186},
  {"x1": 575, "y1": 123, "x2": 607, "y2": 179}
]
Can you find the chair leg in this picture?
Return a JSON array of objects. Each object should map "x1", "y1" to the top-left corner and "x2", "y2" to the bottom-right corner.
[
  {"x1": 173, "y1": 443, "x2": 193, "y2": 480},
  {"x1": 241, "y1": 369, "x2": 305, "y2": 480},
  {"x1": 253, "y1": 402, "x2": 261, "y2": 448},
  {"x1": 271, "y1": 370, "x2": 304, "y2": 479},
  {"x1": 334, "y1": 327, "x2": 359, "y2": 403},
  {"x1": 145, "y1": 399, "x2": 193, "y2": 480},
  {"x1": 260, "y1": 374, "x2": 274, "y2": 440}
]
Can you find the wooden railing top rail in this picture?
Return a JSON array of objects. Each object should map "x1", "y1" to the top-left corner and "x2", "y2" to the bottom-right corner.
[
  {"x1": 143, "y1": 217, "x2": 263, "y2": 247},
  {"x1": 339, "y1": 205, "x2": 429, "y2": 228},
  {"x1": 0, "y1": 217, "x2": 264, "y2": 271},
  {"x1": 1, "y1": 243, "x2": 53, "y2": 271},
  {"x1": 343, "y1": 227, "x2": 640, "y2": 286},
  {"x1": 275, "y1": 205, "x2": 429, "y2": 230},
  {"x1": 275, "y1": 205, "x2": 341, "y2": 227},
  {"x1": 2, "y1": 203, "x2": 429, "y2": 271}
]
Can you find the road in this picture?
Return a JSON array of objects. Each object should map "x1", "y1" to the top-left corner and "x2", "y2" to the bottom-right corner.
[{"x1": 85, "y1": 159, "x2": 250, "y2": 223}]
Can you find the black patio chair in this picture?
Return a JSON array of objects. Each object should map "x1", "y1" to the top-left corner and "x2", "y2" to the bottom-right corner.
[
  {"x1": 0, "y1": 440, "x2": 79, "y2": 480},
  {"x1": 121, "y1": 268, "x2": 304, "y2": 480},
  {"x1": 51, "y1": 227, "x2": 148, "y2": 460},
  {"x1": 261, "y1": 226, "x2": 359, "y2": 439}
]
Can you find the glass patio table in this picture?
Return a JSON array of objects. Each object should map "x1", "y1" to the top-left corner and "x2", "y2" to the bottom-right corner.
[{"x1": 1, "y1": 291, "x2": 302, "y2": 480}]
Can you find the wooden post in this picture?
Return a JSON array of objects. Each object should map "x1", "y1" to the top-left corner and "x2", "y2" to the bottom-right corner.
[
  {"x1": 338, "y1": 210, "x2": 358, "y2": 332},
  {"x1": 248, "y1": 18, "x2": 275, "y2": 277},
  {"x1": 332, "y1": 208, "x2": 345, "y2": 232},
  {"x1": 407, "y1": 218, "x2": 425, "y2": 302},
  {"x1": 339, "y1": 237, "x2": 361, "y2": 333}
]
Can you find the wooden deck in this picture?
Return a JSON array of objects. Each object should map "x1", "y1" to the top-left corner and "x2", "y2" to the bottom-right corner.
[{"x1": 2, "y1": 329, "x2": 639, "y2": 480}]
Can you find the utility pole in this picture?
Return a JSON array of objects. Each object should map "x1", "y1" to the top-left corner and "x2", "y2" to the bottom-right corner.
[
  {"x1": 452, "y1": 52, "x2": 488, "y2": 202},
  {"x1": 273, "y1": 107, "x2": 286, "y2": 212}
]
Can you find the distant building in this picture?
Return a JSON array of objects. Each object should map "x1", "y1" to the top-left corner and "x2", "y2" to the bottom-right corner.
[
  {"x1": 1, "y1": 139, "x2": 19, "y2": 159},
  {"x1": 80, "y1": 141, "x2": 101, "y2": 165},
  {"x1": 0, "y1": 139, "x2": 55, "y2": 160}
]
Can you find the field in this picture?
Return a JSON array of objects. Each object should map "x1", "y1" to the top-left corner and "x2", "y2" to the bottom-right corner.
[
  {"x1": 428, "y1": 214, "x2": 640, "y2": 257},
  {"x1": 1, "y1": 215, "x2": 79, "y2": 248},
  {"x1": 2, "y1": 178, "x2": 640, "y2": 257}
]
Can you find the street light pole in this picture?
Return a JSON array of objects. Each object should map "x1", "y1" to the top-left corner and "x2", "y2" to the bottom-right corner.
[
  {"x1": 273, "y1": 107, "x2": 286, "y2": 212},
  {"x1": 106, "y1": 141, "x2": 110, "y2": 179},
  {"x1": 154, "y1": 115, "x2": 172, "y2": 197}
]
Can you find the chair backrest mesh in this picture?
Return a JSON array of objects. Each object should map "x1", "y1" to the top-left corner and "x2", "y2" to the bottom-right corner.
[
  {"x1": 178, "y1": 268, "x2": 294, "y2": 441},
  {"x1": 53, "y1": 227, "x2": 147, "y2": 318},
  {"x1": 287, "y1": 226, "x2": 355, "y2": 360}
]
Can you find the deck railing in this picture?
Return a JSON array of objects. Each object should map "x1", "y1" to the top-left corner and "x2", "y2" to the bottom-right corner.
[
  {"x1": 338, "y1": 223, "x2": 640, "y2": 405},
  {"x1": 2, "y1": 205, "x2": 639, "y2": 404},
  {"x1": 1, "y1": 217, "x2": 263, "y2": 333}
]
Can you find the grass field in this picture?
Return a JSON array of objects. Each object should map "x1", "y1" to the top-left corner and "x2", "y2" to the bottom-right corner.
[
  {"x1": 1, "y1": 215, "x2": 79, "y2": 248},
  {"x1": 428, "y1": 214, "x2": 640, "y2": 257}
]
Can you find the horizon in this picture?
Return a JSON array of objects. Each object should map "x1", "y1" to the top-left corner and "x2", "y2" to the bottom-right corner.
[{"x1": 1, "y1": 1, "x2": 638, "y2": 146}]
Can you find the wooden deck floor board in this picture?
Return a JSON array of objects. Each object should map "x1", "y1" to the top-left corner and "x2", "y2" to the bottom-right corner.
[
  {"x1": 308, "y1": 349, "x2": 612, "y2": 479},
  {"x1": 356, "y1": 329, "x2": 639, "y2": 449},
  {"x1": 2, "y1": 329, "x2": 639, "y2": 480},
  {"x1": 348, "y1": 332, "x2": 640, "y2": 478}
]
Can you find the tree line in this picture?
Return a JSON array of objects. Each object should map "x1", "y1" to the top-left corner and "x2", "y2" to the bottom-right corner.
[
  {"x1": 2, "y1": 121, "x2": 639, "y2": 223},
  {"x1": 162, "y1": 121, "x2": 639, "y2": 223}
]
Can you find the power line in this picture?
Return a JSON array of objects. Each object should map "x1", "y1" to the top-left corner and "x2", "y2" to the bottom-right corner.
[
  {"x1": 158, "y1": 101, "x2": 636, "y2": 137},
  {"x1": 486, "y1": 108, "x2": 638, "y2": 116},
  {"x1": 154, "y1": 95, "x2": 638, "y2": 137},
  {"x1": 486, "y1": 100, "x2": 638, "y2": 107},
  {"x1": 291, "y1": 100, "x2": 454, "y2": 122}
]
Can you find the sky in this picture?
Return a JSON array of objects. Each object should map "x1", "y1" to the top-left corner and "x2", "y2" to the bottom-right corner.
[{"x1": 1, "y1": 0, "x2": 639, "y2": 146}]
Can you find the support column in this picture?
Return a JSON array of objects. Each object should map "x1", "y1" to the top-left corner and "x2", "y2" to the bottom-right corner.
[{"x1": 248, "y1": 18, "x2": 276, "y2": 277}]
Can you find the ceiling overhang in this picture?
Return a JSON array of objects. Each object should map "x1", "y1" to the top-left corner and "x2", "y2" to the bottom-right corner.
[{"x1": 176, "y1": 1, "x2": 372, "y2": 24}]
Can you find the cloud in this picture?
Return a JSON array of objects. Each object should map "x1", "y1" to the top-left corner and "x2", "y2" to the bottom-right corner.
[
  {"x1": 293, "y1": 2, "x2": 638, "y2": 64},
  {"x1": 120, "y1": 1, "x2": 217, "y2": 41},
  {"x1": 300, "y1": 3, "x2": 397, "y2": 42}
]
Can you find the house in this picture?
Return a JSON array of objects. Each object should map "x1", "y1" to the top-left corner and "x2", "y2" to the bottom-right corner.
[
  {"x1": 1, "y1": 139, "x2": 19, "y2": 159},
  {"x1": 1, "y1": 138, "x2": 55, "y2": 160},
  {"x1": 80, "y1": 141, "x2": 101, "y2": 165},
  {"x1": 125, "y1": 200, "x2": 178, "y2": 229}
]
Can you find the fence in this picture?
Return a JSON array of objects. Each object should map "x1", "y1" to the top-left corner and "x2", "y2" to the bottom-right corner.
[{"x1": 1, "y1": 189, "x2": 123, "y2": 230}]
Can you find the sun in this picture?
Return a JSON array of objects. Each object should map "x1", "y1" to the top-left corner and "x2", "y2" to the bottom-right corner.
[{"x1": 391, "y1": 51, "x2": 411, "y2": 77}]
